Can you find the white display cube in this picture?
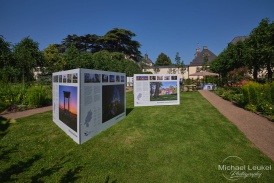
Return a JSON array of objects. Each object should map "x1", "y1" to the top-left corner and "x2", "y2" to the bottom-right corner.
[{"x1": 52, "y1": 68, "x2": 126, "y2": 144}]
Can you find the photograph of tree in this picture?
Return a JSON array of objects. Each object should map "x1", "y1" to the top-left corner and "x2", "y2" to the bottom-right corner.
[
  {"x1": 102, "y1": 84, "x2": 125, "y2": 123},
  {"x1": 53, "y1": 75, "x2": 58, "y2": 82},
  {"x1": 59, "y1": 75, "x2": 62, "y2": 82},
  {"x1": 84, "y1": 73, "x2": 101, "y2": 83},
  {"x1": 67, "y1": 74, "x2": 72, "y2": 83},
  {"x1": 102, "y1": 74, "x2": 108, "y2": 82},
  {"x1": 150, "y1": 81, "x2": 178, "y2": 101},
  {"x1": 73, "y1": 73, "x2": 78, "y2": 83},
  {"x1": 63, "y1": 74, "x2": 67, "y2": 83},
  {"x1": 59, "y1": 85, "x2": 78, "y2": 132}
]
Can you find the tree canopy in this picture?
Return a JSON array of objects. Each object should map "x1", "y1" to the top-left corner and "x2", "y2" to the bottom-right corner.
[
  {"x1": 155, "y1": 52, "x2": 172, "y2": 66},
  {"x1": 210, "y1": 18, "x2": 274, "y2": 82},
  {"x1": 56, "y1": 28, "x2": 142, "y2": 62},
  {"x1": 0, "y1": 36, "x2": 17, "y2": 82},
  {"x1": 13, "y1": 37, "x2": 43, "y2": 83}
]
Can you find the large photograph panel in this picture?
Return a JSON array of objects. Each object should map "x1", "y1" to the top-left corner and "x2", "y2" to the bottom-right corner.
[
  {"x1": 150, "y1": 81, "x2": 178, "y2": 101},
  {"x1": 102, "y1": 84, "x2": 125, "y2": 123},
  {"x1": 59, "y1": 85, "x2": 78, "y2": 132},
  {"x1": 134, "y1": 74, "x2": 180, "y2": 106}
]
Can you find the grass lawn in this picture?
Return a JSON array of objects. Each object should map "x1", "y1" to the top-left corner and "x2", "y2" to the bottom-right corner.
[
  {"x1": 150, "y1": 94, "x2": 178, "y2": 101},
  {"x1": 1, "y1": 92, "x2": 274, "y2": 182}
]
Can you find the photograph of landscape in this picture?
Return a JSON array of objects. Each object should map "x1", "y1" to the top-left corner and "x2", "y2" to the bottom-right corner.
[{"x1": 150, "y1": 81, "x2": 178, "y2": 101}]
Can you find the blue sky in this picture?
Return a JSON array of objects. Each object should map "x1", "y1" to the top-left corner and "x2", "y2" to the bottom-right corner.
[{"x1": 1, "y1": 0, "x2": 274, "y2": 64}]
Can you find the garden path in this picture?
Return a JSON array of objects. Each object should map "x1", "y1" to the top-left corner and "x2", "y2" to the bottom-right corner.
[
  {"x1": 199, "y1": 90, "x2": 274, "y2": 162},
  {"x1": 1, "y1": 106, "x2": 52, "y2": 119}
]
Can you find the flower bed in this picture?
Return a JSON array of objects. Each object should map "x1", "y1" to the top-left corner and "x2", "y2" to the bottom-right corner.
[
  {"x1": 213, "y1": 81, "x2": 274, "y2": 121},
  {"x1": 0, "y1": 82, "x2": 52, "y2": 113}
]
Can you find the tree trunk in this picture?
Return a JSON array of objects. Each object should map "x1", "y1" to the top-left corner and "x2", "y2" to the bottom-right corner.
[
  {"x1": 266, "y1": 61, "x2": 273, "y2": 82},
  {"x1": 253, "y1": 65, "x2": 258, "y2": 81},
  {"x1": 154, "y1": 83, "x2": 160, "y2": 98}
]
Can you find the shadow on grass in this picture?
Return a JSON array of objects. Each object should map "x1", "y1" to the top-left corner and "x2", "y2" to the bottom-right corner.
[
  {"x1": 0, "y1": 154, "x2": 42, "y2": 182},
  {"x1": 31, "y1": 156, "x2": 79, "y2": 183},
  {"x1": 0, "y1": 144, "x2": 83, "y2": 183},
  {"x1": 60, "y1": 166, "x2": 83, "y2": 183},
  {"x1": 105, "y1": 175, "x2": 117, "y2": 183},
  {"x1": 126, "y1": 108, "x2": 134, "y2": 116},
  {"x1": 0, "y1": 116, "x2": 9, "y2": 139},
  {"x1": 0, "y1": 145, "x2": 17, "y2": 162}
]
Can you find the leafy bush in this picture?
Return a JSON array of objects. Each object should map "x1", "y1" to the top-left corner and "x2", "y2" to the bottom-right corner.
[
  {"x1": 244, "y1": 104, "x2": 257, "y2": 113},
  {"x1": 215, "y1": 81, "x2": 274, "y2": 117},
  {"x1": 231, "y1": 94, "x2": 245, "y2": 106},
  {"x1": 24, "y1": 85, "x2": 51, "y2": 107},
  {"x1": 271, "y1": 82, "x2": 274, "y2": 103},
  {"x1": 242, "y1": 81, "x2": 274, "y2": 115},
  {"x1": 257, "y1": 101, "x2": 273, "y2": 115},
  {"x1": 0, "y1": 82, "x2": 52, "y2": 110},
  {"x1": 0, "y1": 100, "x2": 8, "y2": 113},
  {"x1": 0, "y1": 82, "x2": 27, "y2": 106},
  {"x1": 242, "y1": 82, "x2": 260, "y2": 106}
]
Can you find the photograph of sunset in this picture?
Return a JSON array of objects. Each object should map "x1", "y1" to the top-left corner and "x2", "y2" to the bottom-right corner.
[{"x1": 59, "y1": 85, "x2": 78, "y2": 132}]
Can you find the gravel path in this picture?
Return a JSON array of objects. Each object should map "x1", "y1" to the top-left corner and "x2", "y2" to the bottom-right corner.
[
  {"x1": 1, "y1": 106, "x2": 52, "y2": 119},
  {"x1": 199, "y1": 90, "x2": 274, "y2": 162}
]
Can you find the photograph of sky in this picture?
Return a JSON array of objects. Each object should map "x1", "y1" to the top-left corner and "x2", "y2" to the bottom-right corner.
[{"x1": 1, "y1": 0, "x2": 274, "y2": 64}]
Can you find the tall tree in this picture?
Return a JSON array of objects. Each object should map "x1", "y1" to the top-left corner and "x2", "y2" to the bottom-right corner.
[
  {"x1": 43, "y1": 44, "x2": 66, "y2": 73},
  {"x1": 63, "y1": 45, "x2": 81, "y2": 70},
  {"x1": 174, "y1": 52, "x2": 186, "y2": 75},
  {"x1": 153, "y1": 64, "x2": 160, "y2": 74},
  {"x1": 0, "y1": 36, "x2": 18, "y2": 82},
  {"x1": 248, "y1": 18, "x2": 274, "y2": 81},
  {"x1": 155, "y1": 52, "x2": 172, "y2": 66},
  {"x1": 98, "y1": 28, "x2": 141, "y2": 61},
  {"x1": 13, "y1": 37, "x2": 42, "y2": 83}
]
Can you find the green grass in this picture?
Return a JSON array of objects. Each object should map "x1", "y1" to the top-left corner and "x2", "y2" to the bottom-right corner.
[
  {"x1": 150, "y1": 94, "x2": 177, "y2": 101},
  {"x1": 1, "y1": 92, "x2": 274, "y2": 182}
]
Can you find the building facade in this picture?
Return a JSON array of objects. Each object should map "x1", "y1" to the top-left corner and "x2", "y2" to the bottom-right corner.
[{"x1": 143, "y1": 46, "x2": 217, "y2": 79}]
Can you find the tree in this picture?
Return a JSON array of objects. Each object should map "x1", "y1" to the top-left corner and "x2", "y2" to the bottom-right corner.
[
  {"x1": 248, "y1": 18, "x2": 274, "y2": 81},
  {"x1": 153, "y1": 64, "x2": 160, "y2": 74},
  {"x1": 210, "y1": 38, "x2": 250, "y2": 81},
  {"x1": 0, "y1": 36, "x2": 18, "y2": 82},
  {"x1": 174, "y1": 52, "x2": 186, "y2": 75},
  {"x1": 63, "y1": 45, "x2": 81, "y2": 70},
  {"x1": 13, "y1": 37, "x2": 43, "y2": 83},
  {"x1": 150, "y1": 82, "x2": 163, "y2": 98},
  {"x1": 43, "y1": 44, "x2": 66, "y2": 73},
  {"x1": 59, "y1": 34, "x2": 102, "y2": 53},
  {"x1": 155, "y1": 52, "x2": 172, "y2": 66},
  {"x1": 91, "y1": 50, "x2": 141, "y2": 75},
  {"x1": 98, "y1": 28, "x2": 141, "y2": 61}
]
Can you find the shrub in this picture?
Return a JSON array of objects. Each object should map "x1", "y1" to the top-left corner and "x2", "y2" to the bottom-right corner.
[
  {"x1": 231, "y1": 94, "x2": 245, "y2": 107},
  {"x1": 244, "y1": 104, "x2": 257, "y2": 113},
  {"x1": 0, "y1": 82, "x2": 27, "y2": 106},
  {"x1": 242, "y1": 82, "x2": 260, "y2": 106},
  {"x1": 0, "y1": 100, "x2": 8, "y2": 113},
  {"x1": 271, "y1": 82, "x2": 274, "y2": 104},
  {"x1": 24, "y1": 85, "x2": 51, "y2": 107},
  {"x1": 257, "y1": 100, "x2": 273, "y2": 116}
]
